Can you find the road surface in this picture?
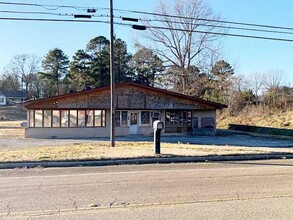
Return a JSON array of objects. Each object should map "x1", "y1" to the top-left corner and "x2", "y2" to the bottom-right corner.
[{"x1": 0, "y1": 160, "x2": 292, "y2": 219}]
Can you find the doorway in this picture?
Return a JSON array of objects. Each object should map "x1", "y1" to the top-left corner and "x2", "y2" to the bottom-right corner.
[{"x1": 129, "y1": 111, "x2": 139, "y2": 134}]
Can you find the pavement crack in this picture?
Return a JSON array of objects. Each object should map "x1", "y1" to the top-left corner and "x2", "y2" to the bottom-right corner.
[
  {"x1": 73, "y1": 201, "x2": 78, "y2": 210},
  {"x1": 109, "y1": 198, "x2": 117, "y2": 208},
  {"x1": 6, "y1": 202, "x2": 11, "y2": 216}
]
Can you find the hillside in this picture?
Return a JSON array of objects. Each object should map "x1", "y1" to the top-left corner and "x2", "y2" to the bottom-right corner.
[
  {"x1": 0, "y1": 106, "x2": 26, "y2": 121},
  {"x1": 217, "y1": 110, "x2": 293, "y2": 129}
]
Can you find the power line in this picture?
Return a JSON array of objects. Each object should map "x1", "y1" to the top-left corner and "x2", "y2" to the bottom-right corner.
[
  {"x1": 0, "y1": 10, "x2": 73, "y2": 17},
  {"x1": 114, "y1": 8, "x2": 293, "y2": 32},
  {"x1": 2, "y1": 7, "x2": 291, "y2": 36},
  {"x1": 2, "y1": 1, "x2": 293, "y2": 33},
  {"x1": 0, "y1": 1, "x2": 89, "y2": 11},
  {"x1": 0, "y1": 17, "x2": 111, "y2": 24},
  {"x1": 3, "y1": 2, "x2": 293, "y2": 32},
  {"x1": 1, "y1": 17, "x2": 293, "y2": 43},
  {"x1": 146, "y1": 24, "x2": 293, "y2": 43},
  {"x1": 135, "y1": 17, "x2": 293, "y2": 36}
]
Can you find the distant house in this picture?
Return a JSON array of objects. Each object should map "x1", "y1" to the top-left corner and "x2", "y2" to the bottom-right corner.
[
  {"x1": 0, "y1": 91, "x2": 26, "y2": 105},
  {"x1": 23, "y1": 82, "x2": 226, "y2": 138},
  {"x1": 0, "y1": 91, "x2": 26, "y2": 106},
  {"x1": 0, "y1": 92, "x2": 6, "y2": 106}
]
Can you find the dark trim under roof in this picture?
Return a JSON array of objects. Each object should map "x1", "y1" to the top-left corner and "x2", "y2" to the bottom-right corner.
[{"x1": 23, "y1": 82, "x2": 227, "y2": 109}]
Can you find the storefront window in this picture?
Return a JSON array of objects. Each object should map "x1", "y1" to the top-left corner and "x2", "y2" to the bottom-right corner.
[
  {"x1": 121, "y1": 111, "x2": 128, "y2": 126},
  {"x1": 201, "y1": 117, "x2": 214, "y2": 128},
  {"x1": 78, "y1": 110, "x2": 86, "y2": 127},
  {"x1": 141, "y1": 111, "x2": 150, "y2": 125},
  {"x1": 44, "y1": 110, "x2": 52, "y2": 127},
  {"x1": 95, "y1": 110, "x2": 105, "y2": 127},
  {"x1": 29, "y1": 110, "x2": 34, "y2": 127},
  {"x1": 35, "y1": 110, "x2": 43, "y2": 127},
  {"x1": 70, "y1": 110, "x2": 77, "y2": 127},
  {"x1": 28, "y1": 109, "x2": 105, "y2": 128},
  {"x1": 52, "y1": 110, "x2": 60, "y2": 127},
  {"x1": 165, "y1": 110, "x2": 191, "y2": 126},
  {"x1": 61, "y1": 110, "x2": 69, "y2": 127},
  {"x1": 152, "y1": 111, "x2": 160, "y2": 123},
  {"x1": 86, "y1": 110, "x2": 94, "y2": 127},
  {"x1": 114, "y1": 111, "x2": 120, "y2": 126}
]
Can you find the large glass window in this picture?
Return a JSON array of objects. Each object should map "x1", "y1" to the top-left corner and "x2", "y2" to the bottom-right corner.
[
  {"x1": 165, "y1": 110, "x2": 192, "y2": 126},
  {"x1": 70, "y1": 110, "x2": 77, "y2": 127},
  {"x1": 29, "y1": 110, "x2": 34, "y2": 127},
  {"x1": 28, "y1": 109, "x2": 105, "y2": 128},
  {"x1": 78, "y1": 110, "x2": 86, "y2": 127},
  {"x1": 52, "y1": 110, "x2": 60, "y2": 127},
  {"x1": 121, "y1": 111, "x2": 128, "y2": 126},
  {"x1": 35, "y1": 110, "x2": 43, "y2": 127},
  {"x1": 201, "y1": 117, "x2": 214, "y2": 128},
  {"x1": 95, "y1": 110, "x2": 105, "y2": 127},
  {"x1": 151, "y1": 111, "x2": 160, "y2": 123},
  {"x1": 114, "y1": 111, "x2": 120, "y2": 126},
  {"x1": 44, "y1": 110, "x2": 52, "y2": 127},
  {"x1": 61, "y1": 110, "x2": 69, "y2": 127},
  {"x1": 86, "y1": 110, "x2": 94, "y2": 127},
  {"x1": 141, "y1": 111, "x2": 150, "y2": 126}
]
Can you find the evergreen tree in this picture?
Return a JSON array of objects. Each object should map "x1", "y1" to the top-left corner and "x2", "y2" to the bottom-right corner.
[
  {"x1": 130, "y1": 47, "x2": 164, "y2": 86},
  {"x1": 41, "y1": 48, "x2": 69, "y2": 95},
  {"x1": 68, "y1": 50, "x2": 92, "y2": 90}
]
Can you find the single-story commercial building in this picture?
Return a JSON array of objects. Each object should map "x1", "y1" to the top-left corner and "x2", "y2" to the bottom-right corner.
[{"x1": 24, "y1": 82, "x2": 226, "y2": 138}]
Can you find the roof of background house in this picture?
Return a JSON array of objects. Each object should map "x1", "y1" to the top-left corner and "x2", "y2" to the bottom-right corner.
[{"x1": 2, "y1": 91, "x2": 25, "y2": 98}]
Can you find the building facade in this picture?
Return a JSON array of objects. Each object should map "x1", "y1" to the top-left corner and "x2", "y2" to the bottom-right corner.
[{"x1": 24, "y1": 83, "x2": 226, "y2": 138}]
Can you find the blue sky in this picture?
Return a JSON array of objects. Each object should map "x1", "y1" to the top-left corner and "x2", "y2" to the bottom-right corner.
[{"x1": 0, "y1": 0, "x2": 293, "y2": 84}]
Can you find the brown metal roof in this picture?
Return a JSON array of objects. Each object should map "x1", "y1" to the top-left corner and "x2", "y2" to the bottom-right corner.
[{"x1": 23, "y1": 82, "x2": 227, "y2": 109}]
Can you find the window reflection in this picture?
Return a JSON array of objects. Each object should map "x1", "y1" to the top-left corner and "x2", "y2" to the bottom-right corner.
[{"x1": 28, "y1": 109, "x2": 105, "y2": 128}]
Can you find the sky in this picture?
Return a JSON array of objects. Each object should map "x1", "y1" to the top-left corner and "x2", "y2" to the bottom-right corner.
[{"x1": 0, "y1": 0, "x2": 293, "y2": 84}]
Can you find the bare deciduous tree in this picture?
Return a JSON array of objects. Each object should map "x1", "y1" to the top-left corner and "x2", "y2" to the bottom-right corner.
[
  {"x1": 246, "y1": 71, "x2": 265, "y2": 102},
  {"x1": 264, "y1": 69, "x2": 287, "y2": 91},
  {"x1": 6, "y1": 54, "x2": 41, "y2": 98},
  {"x1": 137, "y1": 0, "x2": 226, "y2": 93}
]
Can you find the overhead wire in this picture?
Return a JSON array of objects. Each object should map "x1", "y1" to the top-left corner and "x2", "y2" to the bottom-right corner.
[
  {"x1": 1, "y1": 2, "x2": 293, "y2": 42},
  {"x1": 1, "y1": 16, "x2": 293, "y2": 43},
  {"x1": 1, "y1": 9, "x2": 293, "y2": 36},
  {"x1": 114, "y1": 8, "x2": 293, "y2": 32},
  {"x1": 2, "y1": 2, "x2": 293, "y2": 32}
]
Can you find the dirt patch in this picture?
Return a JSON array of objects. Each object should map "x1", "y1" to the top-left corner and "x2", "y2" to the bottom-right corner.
[{"x1": 0, "y1": 106, "x2": 26, "y2": 121}]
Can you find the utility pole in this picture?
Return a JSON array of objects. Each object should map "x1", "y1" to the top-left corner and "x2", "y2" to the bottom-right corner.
[{"x1": 109, "y1": 0, "x2": 115, "y2": 147}]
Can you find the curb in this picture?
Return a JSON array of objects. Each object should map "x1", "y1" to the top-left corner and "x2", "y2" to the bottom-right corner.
[{"x1": 1, "y1": 153, "x2": 293, "y2": 169}]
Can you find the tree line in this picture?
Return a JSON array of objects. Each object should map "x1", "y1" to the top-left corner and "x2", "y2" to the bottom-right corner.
[
  {"x1": 0, "y1": 36, "x2": 164, "y2": 98},
  {"x1": 0, "y1": 0, "x2": 292, "y2": 115}
]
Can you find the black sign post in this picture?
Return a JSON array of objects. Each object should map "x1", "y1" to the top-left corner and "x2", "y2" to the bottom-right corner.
[{"x1": 153, "y1": 120, "x2": 164, "y2": 154}]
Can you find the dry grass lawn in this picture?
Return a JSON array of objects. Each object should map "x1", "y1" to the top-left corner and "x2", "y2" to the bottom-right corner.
[
  {"x1": 0, "y1": 120, "x2": 292, "y2": 163},
  {"x1": 1, "y1": 141, "x2": 292, "y2": 163},
  {"x1": 218, "y1": 110, "x2": 293, "y2": 129},
  {"x1": 0, "y1": 120, "x2": 24, "y2": 138}
]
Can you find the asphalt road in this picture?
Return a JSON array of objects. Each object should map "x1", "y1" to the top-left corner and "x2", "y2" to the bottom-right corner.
[{"x1": 0, "y1": 160, "x2": 292, "y2": 219}]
